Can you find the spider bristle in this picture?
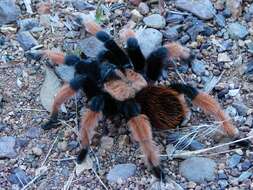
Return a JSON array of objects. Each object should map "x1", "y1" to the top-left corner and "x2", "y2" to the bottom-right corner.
[{"x1": 165, "y1": 42, "x2": 191, "y2": 60}]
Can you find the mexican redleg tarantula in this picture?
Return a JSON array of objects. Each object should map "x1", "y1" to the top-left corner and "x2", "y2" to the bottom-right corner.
[{"x1": 38, "y1": 20, "x2": 239, "y2": 180}]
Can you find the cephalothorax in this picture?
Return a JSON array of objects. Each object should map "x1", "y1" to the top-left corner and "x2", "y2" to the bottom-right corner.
[{"x1": 39, "y1": 21, "x2": 239, "y2": 180}]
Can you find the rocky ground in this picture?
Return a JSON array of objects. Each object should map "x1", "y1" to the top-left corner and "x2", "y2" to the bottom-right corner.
[{"x1": 1, "y1": 0, "x2": 253, "y2": 189}]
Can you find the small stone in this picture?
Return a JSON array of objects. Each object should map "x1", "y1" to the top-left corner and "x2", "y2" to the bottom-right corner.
[
  {"x1": 179, "y1": 157, "x2": 216, "y2": 183},
  {"x1": 100, "y1": 136, "x2": 114, "y2": 150},
  {"x1": 138, "y1": 2, "x2": 149, "y2": 15},
  {"x1": 18, "y1": 18, "x2": 40, "y2": 31},
  {"x1": 68, "y1": 140, "x2": 79, "y2": 151},
  {"x1": 78, "y1": 36, "x2": 106, "y2": 58},
  {"x1": 131, "y1": 9, "x2": 143, "y2": 22},
  {"x1": 137, "y1": 28, "x2": 162, "y2": 57},
  {"x1": 227, "y1": 154, "x2": 242, "y2": 168},
  {"x1": 188, "y1": 181, "x2": 197, "y2": 189},
  {"x1": 226, "y1": 106, "x2": 237, "y2": 117},
  {"x1": 191, "y1": 59, "x2": 206, "y2": 76},
  {"x1": 0, "y1": 0, "x2": 21, "y2": 25},
  {"x1": 55, "y1": 65, "x2": 75, "y2": 83},
  {"x1": 215, "y1": 14, "x2": 226, "y2": 27},
  {"x1": 237, "y1": 171, "x2": 252, "y2": 182},
  {"x1": 26, "y1": 127, "x2": 42, "y2": 138},
  {"x1": 228, "y1": 22, "x2": 248, "y2": 39},
  {"x1": 72, "y1": 0, "x2": 95, "y2": 11},
  {"x1": 165, "y1": 13, "x2": 184, "y2": 24},
  {"x1": 57, "y1": 141, "x2": 68, "y2": 152},
  {"x1": 16, "y1": 31, "x2": 39, "y2": 51},
  {"x1": 180, "y1": 35, "x2": 190, "y2": 44},
  {"x1": 32, "y1": 147, "x2": 43, "y2": 156},
  {"x1": 228, "y1": 89, "x2": 240, "y2": 97},
  {"x1": 40, "y1": 67, "x2": 62, "y2": 112},
  {"x1": 107, "y1": 163, "x2": 136, "y2": 183},
  {"x1": 0, "y1": 136, "x2": 16, "y2": 158},
  {"x1": 8, "y1": 168, "x2": 31, "y2": 187},
  {"x1": 129, "y1": 0, "x2": 141, "y2": 6},
  {"x1": 241, "y1": 160, "x2": 252, "y2": 171},
  {"x1": 232, "y1": 101, "x2": 249, "y2": 116},
  {"x1": 226, "y1": 0, "x2": 242, "y2": 19},
  {"x1": 218, "y1": 180, "x2": 228, "y2": 189},
  {"x1": 143, "y1": 14, "x2": 166, "y2": 29},
  {"x1": 246, "y1": 42, "x2": 253, "y2": 54},
  {"x1": 163, "y1": 27, "x2": 179, "y2": 40},
  {"x1": 218, "y1": 53, "x2": 231, "y2": 62},
  {"x1": 175, "y1": 0, "x2": 215, "y2": 20}
]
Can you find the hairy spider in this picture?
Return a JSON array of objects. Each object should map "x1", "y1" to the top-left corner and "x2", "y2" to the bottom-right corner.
[{"x1": 38, "y1": 21, "x2": 239, "y2": 180}]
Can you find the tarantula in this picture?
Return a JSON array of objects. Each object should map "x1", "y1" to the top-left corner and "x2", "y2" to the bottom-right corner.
[{"x1": 38, "y1": 21, "x2": 239, "y2": 180}]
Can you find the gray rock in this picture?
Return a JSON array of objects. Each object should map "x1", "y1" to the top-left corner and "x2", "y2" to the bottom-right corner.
[
  {"x1": 215, "y1": 14, "x2": 226, "y2": 27},
  {"x1": 18, "y1": 18, "x2": 39, "y2": 31},
  {"x1": 227, "y1": 154, "x2": 242, "y2": 168},
  {"x1": 180, "y1": 35, "x2": 190, "y2": 44},
  {"x1": 0, "y1": 136, "x2": 16, "y2": 158},
  {"x1": 26, "y1": 127, "x2": 42, "y2": 138},
  {"x1": 8, "y1": 168, "x2": 31, "y2": 187},
  {"x1": 72, "y1": 0, "x2": 95, "y2": 11},
  {"x1": 232, "y1": 101, "x2": 249, "y2": 116},
  {"x1": 225, "y1": 106, "x2": 237, "y2": 117},
  {"x1": 241, "y1": 160, "x2": 252, "y2": 171},
  {"x1": 244, "y1": 60, "x2": 253, "y2": 75},
  {"x1": 192, "y1": 59, "x2": 206, "y2": 76},
  {"x1": 16, "y1": 137, "x2": 29, "y2": 148},
  {"x1": 137, "y1": 28, "x2": 162, "y2": 57},
  {"x1": 143, "y1": 14, "x2": 166, "y2": 29},
  {"x1": 218, "y1": 180, "x2": 228, "y2": 189},
  {"x1": 246, "y1": 42, "x2": 253, "y2": 54},
  {"x1": 68, "y1": 140, "x2": 79, "y2": 151},
  {"x1": 175, "y1": 0, "x2": 215, "y2": 20},
  {"x1": 186, "y1": 19, "x2": 205, "y2": 41},
  {"x1": 163, "y1": 27, "x2": 179, "y2": 40},
  {"x1": 237, "y1": 171, "x2": 252, "y2": 182},
  {"x1": 165, "y1": 13, "x2": 184, "y2": 24},
  {"x1": 138, "y1": 2, "x2": 149, "y2": 15},
  {"x1": 0, "y1": 0, "x2": 21, "y2": 25},
  {"x1": 179, "y1": 157, "x2": 216, "y2": 183},
  {"x1": 107, "y1": 163, "x2": 136, "y2": 182},
  {"x1": 78, "y1": 36, "x2": 105, "y2": 58},
  {"x1": 228, "y1": 22, "x2": 248, "y2": 39},
  {"x1": 218, "y1": 40, "x2": 233, "y2": 52},
  {"x1": 55, "y1": 65, "x2": 75, "y2": 82},
  {"x1": 40, "y1": 67, "x2": 62, "y2": 112},
  {"x1": 16, "y1": 31, "x2": 39, "y2": 51}
]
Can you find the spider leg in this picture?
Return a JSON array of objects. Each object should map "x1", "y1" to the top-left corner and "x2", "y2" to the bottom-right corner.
[
  {"x1": 41, "y1": 75, "x2": 87, "y2": 130},
  {"x1": 146, "y1": 47, "x2": 168, "y2": 81},
  {"x1": 96, "y1": 31, "x2": 133, "y2": 69},
  {"x1": 126, "y1": 37, "x2": 146, "y2": 72},
  {"x1": 122, "y1": 100, "x2": 164, "y2": 180},
  {"x1": 77, "y1": 95, "x2": 104, "y2": 164}
]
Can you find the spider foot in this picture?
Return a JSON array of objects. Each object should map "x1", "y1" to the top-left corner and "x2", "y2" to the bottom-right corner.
[
  {"x1": 151, "y1": 165, "x2": 165, "y2": 182},
  {"x1": 41, "y1": 118, "x2": 58, "y2": 130},
  {"x1": 76, "y1": 148, "x2": 89, "y2": 164}
]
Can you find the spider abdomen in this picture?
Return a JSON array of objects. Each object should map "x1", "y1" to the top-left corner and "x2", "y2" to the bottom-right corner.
[{"x1": 136, "y1": 86, "x2": 186, "y2": 129}]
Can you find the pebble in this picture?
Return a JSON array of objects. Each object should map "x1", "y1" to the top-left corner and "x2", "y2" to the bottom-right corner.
[
  {"x1": 228, "y1": 89, "x2": 240, "y2": 97},
  {"x1": 228, "y1": 22, "x2": 249, "y2": 39},
  {"x1": 232, "y1": 101, "x2": 249, "y2": 116},
  {"x1": 72, "y1": 0, "x2": 95, "y2": 11},
  {"x1": 227, "y1": 154, "x2": 242, "y2": 168},
  {"x1": 8, "y1": 168, "x2": 31, "y2": 187},
  {"x1": 57, "y1": 141, "x2": 68, "y2": 152},
  {"x1": 137, "y1": 28, "x2": 162, "y2": 57},
  {"x1": 191, "y1": 59, "x2": 206, "y2": 76},
  {"x1": 237, "y1": 171, "x2": 252, "y2": 182},
  {"x1": 107, "y1": 163, "x2": 136, "y2": 183},
  {"x1": 78, "y1": 36, "x2": 105, "y2": 58},
  {"x1": 138, "y1": 2, "x2": 149, "y2": 15},
  {"x1": 165, "y1": 13, "x2": 184, "y2": 24},
  {"x1": 16, "y1": 31, "x2": 39, "y2": 51},
  {"x1": 215, "y1": 14, "x2": 226, "y2": 27},
  {"x1": 40, "y1": 67, "x2": 62, "y2": 112},
  {"x1": 0, "y1": 0, "x2": 21, "y2": 25},
  {"x1": 55, "y1": 65, "x2": 75, "y2": 82},
  {"x1": 163, "y1": 27, "x2": 179, "y2": 40},
  {"x1": 175, "y1": 0, "x2": 215, "y2": 20},
  {"x1": 143, "y1": 14, "x2": 166, "y2": 29},
  {"x1": 226, "y1": 0, "x2": 242, "y2": 19},
  {"x1": 179, "y1": 157, "x2": 216, "y2": 183},
  {"x1": 131, "y1": 9, "x2": 143, "y2": 22},
  {"x1": 100, "y1": 136, "x2": 114, "y2": 150},
  {"x1": 32, "y1": 147, "x2": 43, "y2": 156},
  {"x1": 18, "y1": 18, "x2": 40, "y2": 31},
  {"x1": 0, "y1": 136, "x2": 16, "y2": 158},
  {"x1": 26, "y1": 127, "x2": 42, "y2": 138},
  {"x1": 218, "y1": 52, "x2": 231, "y2": 62}
]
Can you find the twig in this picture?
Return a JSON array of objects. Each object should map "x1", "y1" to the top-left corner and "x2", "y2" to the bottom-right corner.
[
  {"x1": 18, "y1": 108, "x2": 47, "y2": 112},
  {"x1": 171, "y1": 135, "x2": 253, "y2": 158},
  {"x1": 167, "y1": 10, "x2": 191, "y2": 15},
  {"x1": 21, "y1": 167, "x2": 48, "y2": 190},
  {"x1": 92, "y1": 168, "x2": 109, "y2": 190},
  {"x1": 63, "y1": 167, "x2": 75, "y2": 190},
  {"x1": 23, "y1": 0, "x2": 33, "y2": 14},
  {"x1": 199, "y1": 148, "x2": 242, "y2": 157},
  {"x1": 52, "y1": 157, "x2": 76, "y2": 162},
  {"x1": 204, "y1": 70, "x2": 225, "y2": 93},
  {"x1": 41, "y1": 135, "x2": 59, "y2": 166}
]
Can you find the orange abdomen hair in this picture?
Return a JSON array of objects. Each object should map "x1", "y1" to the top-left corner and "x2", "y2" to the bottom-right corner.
[{"x1": 136, "y1": 86, "x2": 185, "y2": 129}]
